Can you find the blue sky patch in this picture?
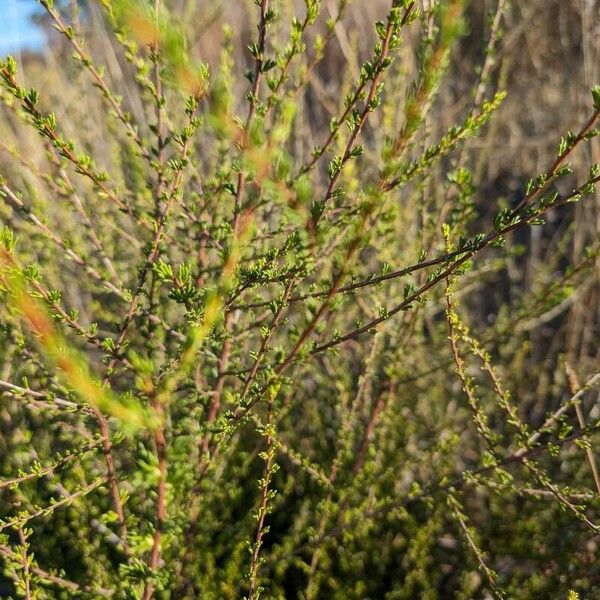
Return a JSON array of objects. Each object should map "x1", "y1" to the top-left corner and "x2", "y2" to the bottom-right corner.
[{"x1": 0, "y1": 1, "x2": 45, "y2": 56}]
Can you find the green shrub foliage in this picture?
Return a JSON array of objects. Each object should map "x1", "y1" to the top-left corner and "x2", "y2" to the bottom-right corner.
[{"x1": 0, "y1": 0, "x2": 599, "y2": 598}]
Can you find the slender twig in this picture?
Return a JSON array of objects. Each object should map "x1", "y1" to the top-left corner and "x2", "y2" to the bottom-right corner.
[
  {"x1": 247, "y1": 398, "x2": 275, "y2": 600},
  {"x1": 0, "y1": 541, "x2": 113, "y2": 596}
]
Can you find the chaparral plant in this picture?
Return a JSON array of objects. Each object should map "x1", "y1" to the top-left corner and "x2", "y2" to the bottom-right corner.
[{"x1": 0, "y1": 0, "x2": 599, "y2": 598}]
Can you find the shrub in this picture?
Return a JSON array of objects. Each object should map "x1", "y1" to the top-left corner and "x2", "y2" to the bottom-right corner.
[{"x1": 0, "y1": 0, "x2": 599, "y2": 598}]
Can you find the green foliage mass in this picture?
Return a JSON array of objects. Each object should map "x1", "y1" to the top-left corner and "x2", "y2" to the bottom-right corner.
[{"x1": 0, "y1": 0, "x2": 599, "y2": 598}]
